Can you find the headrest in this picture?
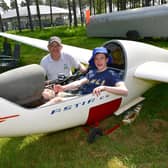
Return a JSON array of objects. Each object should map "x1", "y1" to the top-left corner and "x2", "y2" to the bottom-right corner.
[{"x1": 0, "y1": 64, "x2": 46, "y2": 105}]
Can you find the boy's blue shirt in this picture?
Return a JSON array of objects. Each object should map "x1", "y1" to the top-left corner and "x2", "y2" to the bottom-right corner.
[{"x1": 80, "y1": 68, "x2": 121, "y2": 95}]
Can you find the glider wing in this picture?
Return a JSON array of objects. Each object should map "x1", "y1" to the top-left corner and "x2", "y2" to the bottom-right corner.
[
  {"x1": 134, "y1": 61, "x2": 168, "y2": 83},
  {"x1": 0, "y1": 32, "x2": 91, "y2": 64}
]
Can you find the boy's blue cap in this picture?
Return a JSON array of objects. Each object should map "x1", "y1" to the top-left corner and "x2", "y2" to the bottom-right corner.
[{"x1": 88, "y1": 47, "x2": 112, "y2": 68}]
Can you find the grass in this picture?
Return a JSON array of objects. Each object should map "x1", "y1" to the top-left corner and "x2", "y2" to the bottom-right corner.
[{"x1": 0, "y1": 26, "x2": 168, "y2": 168}]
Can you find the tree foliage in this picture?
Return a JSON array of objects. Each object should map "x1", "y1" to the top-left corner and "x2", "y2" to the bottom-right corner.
[
  {"x1": 0, "y1": 0, "x2": 9, "y2": 10},
  {"x1": 2, "y1": 0, "x2": 168, "y2": 31},
  {"x1": 10, "y1": 0, "x2": 16, "y2": 9}
]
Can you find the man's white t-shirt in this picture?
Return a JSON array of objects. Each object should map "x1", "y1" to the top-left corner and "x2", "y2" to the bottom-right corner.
[{"x1": 40, "y1": 52, "x2": 80, "y2": 80}]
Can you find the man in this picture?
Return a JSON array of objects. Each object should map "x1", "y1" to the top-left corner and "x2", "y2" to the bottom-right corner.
[
  {"x1": 41, "y1": 47, "x2": 128, "y2": 106},
  {"x1": 40, "y1": 36, "x2": 86, "y2": 80}
]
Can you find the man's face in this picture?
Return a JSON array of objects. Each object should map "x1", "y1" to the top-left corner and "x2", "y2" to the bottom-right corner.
[
  {"x1": 48, "y1": 42, "x2": 62, "y2": 60},
  {"x1": 94, "y1": 53, "x2": 108, "y2": 71}
]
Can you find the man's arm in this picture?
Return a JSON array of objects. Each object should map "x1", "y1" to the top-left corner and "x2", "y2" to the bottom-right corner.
[{"x1": 79, "y1": 63, "x2": 88, "y2": 73}]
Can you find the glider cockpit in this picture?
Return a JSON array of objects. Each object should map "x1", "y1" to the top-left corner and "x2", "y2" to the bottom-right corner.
[{"x1": 103, "y1": 41, "x2": 126, "y2": 80}]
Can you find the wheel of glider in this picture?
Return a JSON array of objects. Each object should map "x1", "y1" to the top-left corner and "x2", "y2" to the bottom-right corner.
[
  {"x1": 126, "y1": 30, "x2": 140, "y2": 40},
  {"x1": 87, "y1": 127, "x2": 103, "y2": 144}
]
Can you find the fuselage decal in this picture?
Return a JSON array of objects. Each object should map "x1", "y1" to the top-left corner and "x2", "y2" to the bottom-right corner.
[
  {"x1": 86, "y1": 98, "x2": 122, "y2": 125},
  {"x1": 0, "y1": 114, "x2": 20, "y2": 123},
  {"x1": 50, "y1": 94, "x2": 110, "y2": 115}
]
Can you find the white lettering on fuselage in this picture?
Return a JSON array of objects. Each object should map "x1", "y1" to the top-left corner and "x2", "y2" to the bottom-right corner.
[{"x1": 50, "y1": 94, "x2": 110, "y2": 115}]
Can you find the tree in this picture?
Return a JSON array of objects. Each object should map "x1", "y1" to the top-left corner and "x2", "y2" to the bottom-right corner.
[
  {"x1": 14, "y1": 0, "x2": 22, "y2": 32},
  {"x1": 120, "y1": 0, "x2": 127, "y2": 10},
  {"x1": 89, "y1": 0, "x2": 96, "y2": 15},
  {"x1": 78, "y1": 0, "x2": 84, "y2": 26},
  {"x1": 45, "y1": 0, "x2": 67, "y2": 8},
  {"x1": 25, "y1": 0, "x2": 34, "y2": 31},
  {"x1": 89, "y1": 0, "x2": 92, "y2": 15},
  {"x1": 35, "y1": 0, "x2": 42, "y2": 29},
  {"x1": 52, "y1": 0, "x2": 67, "y2": 8},
  {"x1": 0, "y1": 13, "x2": 4, "y2": 32},
  {"x1": 49, "y1": 0, "x2": 53, "y2": 26},
  {"x1": 21, "y1": 0, "x2": 44, "y2": 7},
  {"x1": 72, "y1": 0, "x2": 78, "y2": 27},
  {"x1": 20, "y1": 0, "x2": 26, "y2": 7},
  {"x1": 108, "y1": 0, "x2": 112, "y2": 12},
  {"x1": 0, "y1": 0, "x2": 9, "y2": 10},
  {"x1": 94, "y1": 0, "x2": 106, "y2": 14},
  {"x1": 10, "y1": 0, "x2": 16, "y2": 9},
  {"x1": 67, "y1": 0, "x2": 72, "y2": 27}
]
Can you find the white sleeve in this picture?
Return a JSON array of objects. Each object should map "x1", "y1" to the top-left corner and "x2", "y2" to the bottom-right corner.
[{"x1": 65, "y1": 53, "x2": 80, "y2": 69}]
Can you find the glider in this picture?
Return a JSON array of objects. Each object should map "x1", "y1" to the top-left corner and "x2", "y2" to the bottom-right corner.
[
  {"x1": 86, "y1": 4, "x2": 168, "y2": 38},
  {"x1": 0, "y1": 32, "x2": 168, "y2": 137}
]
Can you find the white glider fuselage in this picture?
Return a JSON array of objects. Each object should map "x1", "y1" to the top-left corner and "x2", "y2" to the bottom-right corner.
[
  {"x1": 86, "y1": 4, "x2": 168, "y2": 38},
  {"x1": 0, "y1": 33, "x2": 168, "y2": 137},
  {"x1": 117, "y1": 40, "x2": 168, "y2": 105}
]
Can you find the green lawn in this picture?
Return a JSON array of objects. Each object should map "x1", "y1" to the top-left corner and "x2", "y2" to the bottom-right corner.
[{"x1": 0, "y1": 26, "x2": 168, "y2": 168}]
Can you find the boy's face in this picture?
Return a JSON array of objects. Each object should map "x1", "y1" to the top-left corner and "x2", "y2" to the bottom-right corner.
[{"x1": 94, "y1": 53, "x2": 108, "y2": 71}]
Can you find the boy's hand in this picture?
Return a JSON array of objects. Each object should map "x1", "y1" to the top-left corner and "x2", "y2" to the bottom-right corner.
[
  {"x1": 93, "y1": 86, "x2": 105, "y2": 96},
  {"x1": 53, "y1": 84, "x2": 64, "y2": 93}
]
